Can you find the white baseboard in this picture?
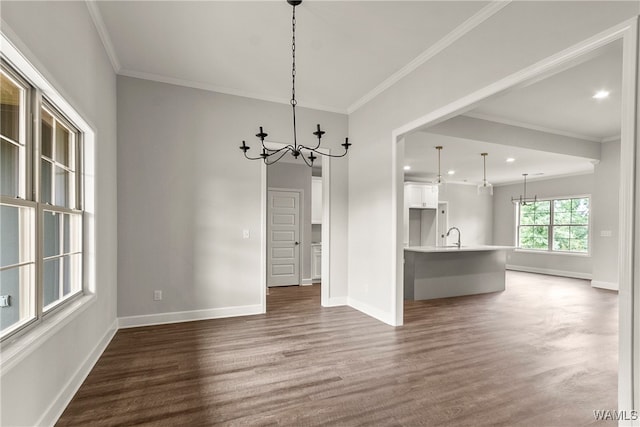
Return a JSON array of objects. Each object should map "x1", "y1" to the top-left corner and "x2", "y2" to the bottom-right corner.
[
  {"x1": 301, "y1": 278, "x2": 313, "y2": 286},
  {"x1": 118, "y1": 304, "x2": 264, "y2": 329},
  {"x1": 323, "y1": 296, "x2": 347, "y2": 307},
  {"x1": 37, "y1": 319, "x2": 118, "y2": 427},
  {"x1": 591, "y1": 280, "x2": 618, "y2": 291},
  {"x1": 347, "y1": 297, "x2": 397, "y2": 326},
  {"x1": 506, "y1": 264, "x2": 592, "y2": 280}
]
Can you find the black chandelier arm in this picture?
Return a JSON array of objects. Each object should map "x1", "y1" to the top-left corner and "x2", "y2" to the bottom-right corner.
[
  {"x1": 298, "y1": 145, "x2": 350, "y2": 158},
  {"x1": 263, "y1": 149, "x2": 291, "y2": 165}
]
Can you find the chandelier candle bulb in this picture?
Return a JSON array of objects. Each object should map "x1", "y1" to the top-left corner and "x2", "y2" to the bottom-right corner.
[{"x1": 238, "y1": 0, "x2": 350, "y2": 166}]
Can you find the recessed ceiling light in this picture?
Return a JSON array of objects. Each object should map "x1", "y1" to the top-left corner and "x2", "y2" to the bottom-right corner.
[
  {"x1": 403, "y1": 165, "x2": 411, "y2": 171},
  {"x1": 447, "y1": 170, "x2": 455, "y2": 175},
  {"x1": 506, "y1": 158, "x2": 515, "y2": 163},
  {"x1": 593, "y1": 90, "x2": 610, "y2": 99}
]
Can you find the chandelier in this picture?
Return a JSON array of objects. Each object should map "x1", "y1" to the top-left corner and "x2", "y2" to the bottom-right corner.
[
  {"x1": 239, "y1": 0, "x2": 351, "y2": 166},
  {"x1": 433, "y1": 146, "x2": 444, "y2": 185},
  {"x1": 511, "y1": 173, "x2": 538, "y2": 205},
  {"x1": 477, "y1": 152, "x2": 493, "y2": 195}
]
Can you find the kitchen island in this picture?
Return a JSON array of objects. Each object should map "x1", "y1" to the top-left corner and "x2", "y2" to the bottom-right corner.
[{"x1": 404, "y1": 245, "x2": 515, "y2": 300}]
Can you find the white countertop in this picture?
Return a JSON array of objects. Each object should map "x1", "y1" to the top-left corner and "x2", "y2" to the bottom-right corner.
[{"x1": 405, "y1": 245, "x2": 515, "y2": 253}]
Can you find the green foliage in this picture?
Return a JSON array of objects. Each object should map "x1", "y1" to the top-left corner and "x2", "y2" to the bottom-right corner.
[{"x1": 518, "y1": 198, "x2": 589, "y2": 253}]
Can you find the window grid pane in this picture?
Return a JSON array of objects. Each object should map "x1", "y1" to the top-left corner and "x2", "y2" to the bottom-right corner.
[
  {"x1": 518, "y1": 197, "x2": 589, "y2": 254},
  {"x1": 1, "y1": 69, "x2": 26, "y2": 198}
]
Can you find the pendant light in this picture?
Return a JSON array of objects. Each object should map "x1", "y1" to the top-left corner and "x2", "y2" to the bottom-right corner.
[
  {"x1": 238, "y1": 0, "x2": 351, "y2": 166},
  {"x1": 434, "y1": 146, "x2": 444, "y2": 185},
  {"x1": 477, "y1": 152, "x2": 493, "y2": 195},
  {"x1": 511, "y1": 173, "x2": 538, "y2": 205}
]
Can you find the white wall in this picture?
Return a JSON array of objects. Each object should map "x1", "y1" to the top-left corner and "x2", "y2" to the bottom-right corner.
[
  {"x1": 267, "y1": 162, "x2": 312, "y2": 282},
  {"x1": 117, "y1": 76, "x2": 349, "y2": 320},
  {"x1": 1, "y1": 2, "x2": 118, "y2": 426},
  {"x1": 591, "y1": 141, "x2": 621, "y2": 289},
  {"x1": 493, "y1": 174, "x2": 594, "y2": 278},
  {"x1": 347, "y1": 2, "x2": 639, "y2": 325},
  {"x1": 439, "y1": 183, "x2": 493, "y2": 246}
]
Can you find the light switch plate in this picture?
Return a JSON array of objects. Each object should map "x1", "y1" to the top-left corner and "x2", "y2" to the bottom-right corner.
[
  {"x1": 243, "y1": 229, "x2": 250, "y2": 239},
  {"x1": 600, "y1": 230, "x2": 613, "y2": 237}
]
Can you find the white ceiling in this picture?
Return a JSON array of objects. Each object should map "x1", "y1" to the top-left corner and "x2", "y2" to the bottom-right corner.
[
  {"x1": 405, "y1": 39, "x2": 622, "y2": 185},
  {"x1": 94, "y1": 1, "x2": 489, "y2": 113},
  {"x1": 468, "y1": 39, "x2": 622, "y2": 141},
  {"x1": 404, "y1": 133, "x2": 595, "y2": 186}
]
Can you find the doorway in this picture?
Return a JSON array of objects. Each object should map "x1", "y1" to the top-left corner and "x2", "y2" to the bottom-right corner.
[
  {"x1": 392, "y1": 19, "x2": 638, "y2": 411},
  {"x1": 260, "y1": 146, "x2": 332, "y2": 310}
]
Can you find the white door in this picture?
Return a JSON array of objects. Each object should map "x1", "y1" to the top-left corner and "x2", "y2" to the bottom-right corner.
[{"x1": 267, "y1": 190, "x2": 300, "y2": 287}]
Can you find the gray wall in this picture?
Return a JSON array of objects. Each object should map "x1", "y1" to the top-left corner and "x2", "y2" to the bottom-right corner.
[
  {"x1": 439, "y1": 183, "x2": 493, "y2": 246},
  {"x1": 267, "y1": 162, "x2": 312, "y2": 281},
  {"x1": 592, "y1": 141, "x2": 621, "y2": 288},
  {"x1": 493, "y1": 174, "x2": 594, "y2": 277},
  {"x1": 1, "y1": 1, "x2": 118, "y2": 425},
  {"x1": 117, "y1": 76, "x2": 349, "y2": 318},
  {"x1": 347, "y1": 1, "x2": 639, "y2": 324}
]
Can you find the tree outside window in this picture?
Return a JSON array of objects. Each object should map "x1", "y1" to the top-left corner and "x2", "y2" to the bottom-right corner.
[{"x1": 517, "y1": 197, "x2": 589, "y2": 253}]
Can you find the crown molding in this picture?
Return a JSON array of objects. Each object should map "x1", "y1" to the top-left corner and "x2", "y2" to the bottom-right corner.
[
  {"x1": 85, "y1": 0, "x2": 121, "y2": 73},
  {"x1": 462, "y1": 111, "x2": 602, "y2": 142},
  {"x1": 602, "y1": 134, "x2": 621, "y2": 143},
  {"x1": 346, "y1": 1, "x2": 511, "y2": 114},
  {"x1": 493, "y1": 169, "x2": 594, "y2": 187},
  {"x1": 118, "y1": 69, "x2": 347, "y2": 115}
]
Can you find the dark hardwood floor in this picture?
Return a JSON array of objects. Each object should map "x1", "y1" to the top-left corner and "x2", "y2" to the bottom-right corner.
[{"x1": 57, "y1": 272, "x2": 617, "y2": 426}]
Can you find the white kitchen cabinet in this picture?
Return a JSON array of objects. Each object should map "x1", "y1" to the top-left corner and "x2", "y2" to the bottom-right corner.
[
  {"x1": 311, "y1": 244, "x2": 322, "y2": 281},
  {"x1": 312, "y1": 177, "x2": 322, "y2": 224},
  {"x1": 405, "y1": 183, "x2": 438, "y2": 209},
  {"x1": 404, "y1": 183, "x2": 439, "y2": 246}
]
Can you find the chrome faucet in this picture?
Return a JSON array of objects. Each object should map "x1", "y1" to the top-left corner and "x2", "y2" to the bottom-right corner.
[{"x1": 446, "y1": 227, "x2": 461, "y2": 248}]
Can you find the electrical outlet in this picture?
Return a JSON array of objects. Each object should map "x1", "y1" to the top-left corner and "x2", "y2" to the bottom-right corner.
[
  {"x1": 243, "y1": 229, "x2": 250, "y2": 239},
  {"x1": 0, "y1": 295, "x2": 10, "y2": 307},
  {"x1": 153, "y1": 290, "x2": 162, "y2": 301},
  {"x1": 600, "y1": 230, "x2": 612, "y2": 237}
]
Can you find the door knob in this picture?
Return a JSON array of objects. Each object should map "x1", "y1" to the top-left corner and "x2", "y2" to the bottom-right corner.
[{"x1": 294, "y1": 242, "x2": 299, "y2": 245}]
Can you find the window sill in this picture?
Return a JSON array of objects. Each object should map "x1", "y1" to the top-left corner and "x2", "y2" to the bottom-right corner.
[
  {"x1": 0, "y1": 293, "x2": 96, "y2": 374},
  {"x1": 514, "y1": 249, "x2": 591, "y2": 258}
]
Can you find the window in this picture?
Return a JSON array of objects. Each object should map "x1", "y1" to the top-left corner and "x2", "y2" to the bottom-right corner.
[
  {"x1": 517, "y1": 197, "x2": 590, "y2": 254},
  {"x1": 0, "y1": 60, "x2": 84, "y2": 341}
]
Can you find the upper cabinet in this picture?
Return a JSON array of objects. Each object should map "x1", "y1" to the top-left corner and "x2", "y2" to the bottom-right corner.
[
  {"x1": 312, "y1": 177, "x2": 322, "y2": 224},
  {"x1": 405, "y1": 183, "x2": 438, "y2": 209}
]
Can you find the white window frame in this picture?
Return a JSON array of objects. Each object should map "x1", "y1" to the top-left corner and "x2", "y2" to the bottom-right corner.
[
  {"x1": 0, "y1": 55, "x2": 90, "y2": 344},
  {"x1": 515, "y1": 194, "x2": 592, "y2": 256}
]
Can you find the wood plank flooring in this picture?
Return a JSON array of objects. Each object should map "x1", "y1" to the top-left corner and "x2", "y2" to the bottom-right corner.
[{"x1": 57, "y1": 272, "x2": 617, "y2": 426}]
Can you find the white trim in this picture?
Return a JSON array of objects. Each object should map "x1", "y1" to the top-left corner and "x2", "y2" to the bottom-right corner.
[
  {"x1": 320, "y1": 153, "x2": 331, "y2": 307},
  {"x1": 346, "y1": 1, "x2": 511, "y2": 114},
  {"x1": 84, "y1": 0, "x2": 121, "y2": 73},
  {"x1": 347, "y1": 297, "x2": 395, "y2": 326},
  {"x1": 119, "y1": 69, "x2": 346, "y2": 115},
  {"x1": 462, "y1": 111, "x2": 601, "y2": 143},
  {"x1": 0, "y1": 295, "x2": 96, "y2": 374},
  {"x1": 514, "y1": 249, "x2": 591, "y2": 258},
  {"x1": 591, "y1": 280, "x2": 619, "y2": 291},
  {"x1": 506, "y1": 265, "x2": 592, "y2": 280},
  {"x1": 602, "y1": 135, "x2": 622, "y2": 143},
  {"x1": 324, "y1": 297, "x2": 347, "y2": 307},
  {"x1": 621, "y1": 16, "x2": 639, "y2": 416},
  {"x1": 36, "y1": 319, "x2": 117, "y2": 427},
  {"x1": 118, "y1": 305, "x2": 263, "y2": 329},
  {"x1": 494, "y1": 170, "x2": 594, "y2": 187},
  {"x1": 301, "y1": 278, "x2": 313, "y2": 286}
]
